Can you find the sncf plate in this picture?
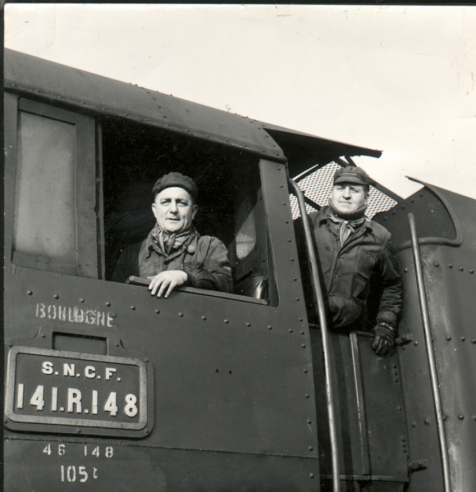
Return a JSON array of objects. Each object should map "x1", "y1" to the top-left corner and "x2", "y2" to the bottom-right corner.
[{"x1": 5, "y1": 346, "x2": 147, "y2": 430}]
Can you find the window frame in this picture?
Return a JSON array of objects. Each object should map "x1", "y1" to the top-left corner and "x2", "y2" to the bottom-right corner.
[{"x1": 9, "y1": 97, "x2": 99, "y2": 278}]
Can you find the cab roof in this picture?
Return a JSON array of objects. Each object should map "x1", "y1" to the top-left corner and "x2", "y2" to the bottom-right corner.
[{"x1": 5, "y1": 48, "x2": 382, "y2": 167}]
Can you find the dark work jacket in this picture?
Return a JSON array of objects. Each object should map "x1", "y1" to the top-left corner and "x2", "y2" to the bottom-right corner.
[
  {"x1": 303, "y1": 207, "x2": 403, "y2": 331},
  {"x1": 112, "y1": 230, "x2": 233, "y2": 293}
]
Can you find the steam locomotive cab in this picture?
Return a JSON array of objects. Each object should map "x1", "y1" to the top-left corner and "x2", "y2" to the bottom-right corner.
[{"x1": 4, "y1": 49, "x2": 476, "y2": 492}]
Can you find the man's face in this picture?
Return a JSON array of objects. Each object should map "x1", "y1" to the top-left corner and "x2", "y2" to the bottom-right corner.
[
  {"x1": 152, "y1": 187, "x2": 197, "y2": 234},
  {"x1": 330, "y1": 182, "x2": 368, "y2": 215}
]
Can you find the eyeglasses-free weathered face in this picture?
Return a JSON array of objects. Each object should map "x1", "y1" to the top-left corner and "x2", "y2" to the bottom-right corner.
[{"x1": 152, "y1": 186, "x2": 198, "y2": 234}]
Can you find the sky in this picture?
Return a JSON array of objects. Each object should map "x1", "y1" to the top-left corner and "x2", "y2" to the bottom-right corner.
[{"x1": 5, "y1": 4, "x2": 476, "y2": 199}]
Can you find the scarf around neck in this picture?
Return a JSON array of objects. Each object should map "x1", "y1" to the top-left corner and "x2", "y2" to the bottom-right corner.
[
  {"x1": 150, "y1": 224, "x2": 194, "y2": 257},
  {"x1": 327, "y1": 200, "x2": 369, "y2": 246}
]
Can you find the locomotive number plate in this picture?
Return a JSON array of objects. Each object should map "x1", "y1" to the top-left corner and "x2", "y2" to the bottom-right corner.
[{"x1": 5, "y1": 346, "x2": 147, "y2": 430}]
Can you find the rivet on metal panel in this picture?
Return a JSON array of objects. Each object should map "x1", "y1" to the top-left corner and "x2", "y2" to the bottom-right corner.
[
  {"x1": 291, "y1": 258, "x2": 295, "y2": 262},
  {"x1": 296, "y1": 298, "x2": 300, "y2": 301},
  {"x1": 246, "y1": 322, "x2": 251, "y2": 327},
  {"x1": 473, "y1": 415, "x2": 476, "y2": 421},
  {"x1": 305, "y1": 394, "x2": 310, "y2": 398},
  {"x1": 401, "y1": 205, "x2": 405, "y2": 209},
  {"x1": 268, "y1": 325, "x2": 272, "y2": 330},
  {"x1": 289, "y1": 329, "x2": 293, "y2": 333},
  {"x1": 283, "y1": 202, "x2": 286, "y2": 206},
  {"x1": 224, "y1": 319, "x2": 229, "y2": 323},
  {"x1": 76, "y1": 429, "x2": 81, "y2": 433},
  {"x1": 443, "y1": 415, "x2": 447, "y2": 421},
  {"x1": 288, "y1": 239, "x2": 292, "y2": 242},
  {"x1": 115, "y1": 342, "x2": 120, "y2": 347},
  {"x1": 404, "y1": 268, "x2": 408, "y2": 273},
  {"x1": 401, "y1": 437, "x2": 406, "y2": 442},
  {"x1": 434, "y1": 262, "x2": 439, "y2": 267},
  {"x1": 420, "y1": 194, "x2": 424, "y2": 197},
  {"x1": 470, "y1": 270, "x2": 474, "y2": 274},
  {"x1": 412, "y1": 422, "x2": 417, "y2": 428},
  {"x1": 393, "y1": 364, "x2": 397, "y2": 368},
  {"x1": 472, "y1": 339, "x2": 476, "y2": 344},
  {"x1": 131, "y1": 306, "x2": 136, "y2": 310},
  {"x1": 179, "y1": 313, "x2": 183, "y2": 317},
  {"x1": 459, "y1": 267, "x2": 464, "y2": 271},
  {"x1": 293, "y1": 278, "x2": 297, "y2": 281},
  {"x1": 301, "y1": 331, "x2": 305, "y2": 335},
  {"x1": 461, "y1": 337, "x2": 465, "y2": 341},
  {"x1": 449, "y1": 264, "x2": 453, "y2": 268},
  {"x1": 42, "y1": 334, "x2": 46, "y2": 338},
  {"x1": 145, "y1": 358, "x2": 149, "y2": 363},
  {"x1": 80, "y1": 298, "x2": 85, "y2": 303},
  {"x1": 299, "y1": 318, "x2": 303, "y2": 322},
  {"x1": 202, "y1": 316, "x2": 207, "y2": 321},
  {"x1": 280, "y1": 185, "x2": 284, "y2": 188},
  {"x1": 459, "y1": 415, "x2": 464, "y2": 420},
  {"x1": 395, "y1": 379, "x2": 399, "y2": 383},
  {"x1": 285, "y1": 220, "x2": 289, "y2": 224},
  {"x1": 447, "y1": 336, "x2": 451, "y2": 341},
  {"x1": 414, "y1": 341, "x2": 418, "y2": 346},
  {"x1": 27, "y1": 291, "x2": 33, "y2": 296},
  {"x1": 8, "y1": 343, "x2": 13, "y2": 348},
  {"x1": 303, "y1": 368, "x2": 308, "y2": 373},
  {"x1": 106, "y1": 302, "x2": 111, "y2": 307},
  {"x1": 383, "y1": 217, "x2": 387, "y2": 221},
  {"x1": 425, "y1": 418, "x2": 430, "y2": 425},
  {"x1": 302, "y1": 343, "x2": 306, "y2": 348},
  {"x1": 394, "y1": 371, "x2": 398, "y2": 375},
  {"x1": 156, "y1": 309, "x2": 160, "y2": 314},
  {"x1": 54, "y1": 294, "x2": 59, "y2": 299},
  {"x1": 310, "y1": 473, "x2": 315, "y2": 479},
  {"x1": 4, "y1": 419, "x2": 8, "y2": 424},
  {"x1": 307, "y1": 419, "x2": 312, "y2": 424},
  {"x1": 308, "y1": 446, "x2": 313, "y2": 451}
]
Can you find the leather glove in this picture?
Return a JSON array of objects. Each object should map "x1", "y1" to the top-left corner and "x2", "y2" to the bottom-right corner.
[{"x1": 372, "y1": 323, "x2": 395, "y2": 356}]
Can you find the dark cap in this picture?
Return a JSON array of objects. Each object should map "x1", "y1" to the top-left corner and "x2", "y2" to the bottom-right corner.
[
  {"x1": 152, "y1": 172, "x2": 198, "y2": 198},
  {"x1": 333, "y1": 166, "x2": 373, "y2": 187}
]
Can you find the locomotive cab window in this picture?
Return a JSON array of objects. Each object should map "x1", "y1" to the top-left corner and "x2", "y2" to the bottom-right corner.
[{"x1": 9, "y1": 97, "x2": 275, "y2": 304}]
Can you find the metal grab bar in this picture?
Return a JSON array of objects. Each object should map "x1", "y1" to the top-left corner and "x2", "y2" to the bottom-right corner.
[
  {"x1": 289, "y1": 179, "x2": 340, "y2": 492},
  {"x1": 408, "y1": 213, "x2": 451, "y2": 492}
]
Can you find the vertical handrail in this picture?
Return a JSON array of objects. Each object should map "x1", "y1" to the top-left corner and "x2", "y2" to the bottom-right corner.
[
  {"x1": 289, "y1": 179, "x2": 340, "y2": 492},
  {"x1": 349, "y1": 333, "x2": 371, "y2": 476},
  {"x1": 408, "y1": 213, "x2": 452, "y2": 492}
]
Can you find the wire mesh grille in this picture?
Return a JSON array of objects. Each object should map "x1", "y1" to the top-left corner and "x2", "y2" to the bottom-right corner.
[{"x1": 290, "y1": 162, "x2": 398, "y2": 219}]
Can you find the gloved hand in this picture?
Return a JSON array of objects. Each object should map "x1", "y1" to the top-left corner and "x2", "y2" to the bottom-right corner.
[{"x1": 372, "y1": 323, "x2": 395, "y2": 356}]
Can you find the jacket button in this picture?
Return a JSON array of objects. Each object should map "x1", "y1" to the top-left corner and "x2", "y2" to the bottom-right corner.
[{"x1": 188, "y1": 245, "x2": 196, "y2": 253}]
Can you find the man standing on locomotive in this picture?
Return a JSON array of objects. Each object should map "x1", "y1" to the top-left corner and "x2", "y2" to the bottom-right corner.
[
  {"x1": 304, "y1": 166, "x2": 403, "y2": 356},
  {"x1": 112, "y1": 172, "x2": 233, "y2": 297}
]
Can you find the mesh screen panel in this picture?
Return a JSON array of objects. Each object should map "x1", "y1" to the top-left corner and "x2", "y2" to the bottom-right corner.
[{"x1": 290, "y1": 162, "x2": 397, "y2": 219}]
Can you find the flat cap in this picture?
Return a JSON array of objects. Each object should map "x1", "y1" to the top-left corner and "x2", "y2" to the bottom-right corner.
[
  {"x1": 152, "y1": 172, "x2": 198, "y2": 198},
  {"x1": 333, "y1": 166, "x2": 374, "y2": 187}
]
